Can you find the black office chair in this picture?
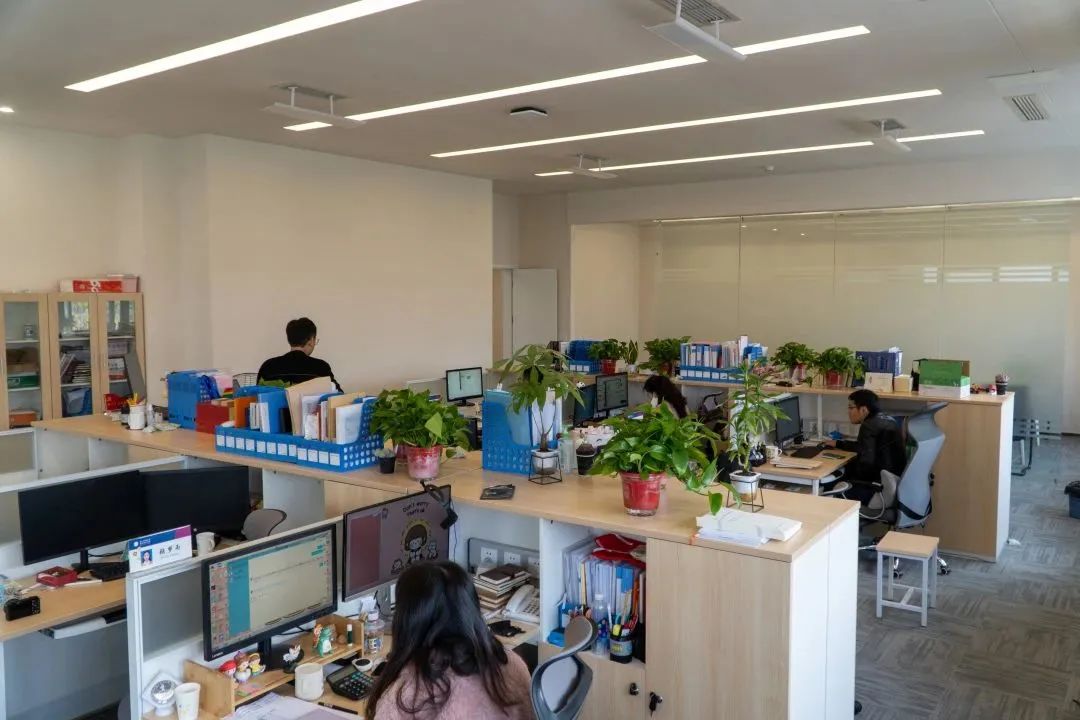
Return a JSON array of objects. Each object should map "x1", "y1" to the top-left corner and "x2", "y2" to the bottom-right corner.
[
  {"x1": 856, "y1": 403, "x2": 950, "y2": 575},
  {"x1": 531, "y1": 617, "x2": 596, "y2": 720}
]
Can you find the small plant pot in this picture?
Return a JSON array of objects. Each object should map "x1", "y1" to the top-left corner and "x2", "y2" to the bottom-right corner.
[
  {"x1": 660, "y1": 361, "x2": 675, "y2": 377},
  {"x1": 405, "y1": 445, "x2": 442, "y2": 480},
  {"x1": 626, "y1": 364, "x2": 638, "y2": 374},
  {"x1": 730, "y1": 471, "x2": 761, "y2": 502},
  {"x1": 532, "y1": 449, "x2": 560, "y2": 476},
  {"x1": 996, "y1": 382, "x2": 1008, "y2": 396},
  {"x1": 576, "y1": 450, "x2": 596, "y2": 475},
  {"x1": 620, "y1": 471, "x2": 663, "y2": 516},
  {"x1": 395, "y1": 443, "x2": 408, "y2": 467},
  {"x1": 600, "y1": 359, "x2": 617, "y2": 375},
  {"x1": 825, "y1": 370, "x2": 845, "y2": 387},
  {"x1": 792, "y1": 363, "x2": 807, "y2": 384},
  {"x1": 378, "y1": 455, "x2": 396, "y2": 474}
]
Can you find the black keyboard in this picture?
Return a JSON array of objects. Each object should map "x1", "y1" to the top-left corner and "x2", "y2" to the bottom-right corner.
[
  {"x1": 790, "y1": 444, "x2": 825, "y2": 459},
  {"x1": 328, "y1": 666, "x2": 375, "y2": 701},
  {"x1": 88, "y1": 562, "x2": 128, "y2": 582}
]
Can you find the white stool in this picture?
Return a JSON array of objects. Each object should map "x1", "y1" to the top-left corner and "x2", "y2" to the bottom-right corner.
[{"x1": 875, "y1": 531, "x2": 939, "y2": 627}]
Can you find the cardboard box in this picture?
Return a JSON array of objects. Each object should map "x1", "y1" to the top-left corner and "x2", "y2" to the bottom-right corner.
[
  {"x1": 893, "y1": 375, "x2": 913, "y2": 393},
  {"x1": 919, "y1": 383, "x2": 971, "y2": 399},
  {"x1": 917, "y1": 359, "x2": 971, "y2": 388},
  {"x1": 59, "y1": 275, "x2": 139, "y2": 293}
]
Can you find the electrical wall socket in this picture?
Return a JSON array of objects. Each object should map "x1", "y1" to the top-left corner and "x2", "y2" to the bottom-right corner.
[
  {"x1": 526, "y1": 555, "x2": 541, "y2": 573},
  {"x1": 504, "y1": 551, "x2": 521, "y2": 566},
  {"x1": 468, "y1": 537, "x2": 540, "y2": 576},
  {"x1": 480, "y1": 546, "x2": 499, "y2": 565}
]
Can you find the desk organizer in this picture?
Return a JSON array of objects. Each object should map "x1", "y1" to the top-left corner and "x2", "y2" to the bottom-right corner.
[
  {"x1": 567, "y1": 340, "x2": 601, "y2": 375},
  {"x1": 679, "y1": 366, "x2": 743, "y2": 383},
  {"x1": 167, "y1": 371, "x2": 220, "y2": 429},
  {"x1": 481, "y1": 399, "x2": 554, "y2": 475},
  {"x1": 856, "y1": 350, "x2": 903, "y2": 377}
]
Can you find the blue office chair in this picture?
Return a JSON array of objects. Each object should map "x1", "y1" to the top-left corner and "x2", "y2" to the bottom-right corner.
[{"x1": 531, "y1": 617, "x2": 596, "y2": 720}]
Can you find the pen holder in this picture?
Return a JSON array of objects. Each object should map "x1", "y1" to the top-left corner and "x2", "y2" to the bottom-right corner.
[{"x1": 609, "y1": 636, "x2": 634, "y2": 664}]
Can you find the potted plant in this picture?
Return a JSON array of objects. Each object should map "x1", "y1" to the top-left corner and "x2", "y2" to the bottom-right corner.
[
  {"x1": 588, "y1": 338, "x2": 626, "y2": 375},
  {"x1": 370, "y1": 389, "x2": 470, "y2": 480},
  {"x1": 813, "y1": 347, "x2": 864, "y2": 388},
  {"x1": 623, "y1": 340, "x2": 640, "y2": 374},
  {"x1": 725, "y1": 364, "x2": 788, "y2": 501},
  {"x1": 640, "y1": 336, "x2": 690, "y2": 376},
  {"x1": 773, "y1": 342, "x2": 818, "y2": 384},
  {"x1": 375, "y1": 447, "x2": 396, "y2": 474},
  {"x1": 575, "y1": 442, "x2": 597, "y2": 475},
  {"x1": 995, "y1": 372, "x2": 1009, "y2": 395},
  {"x1": 590, "y1": 403, "x2": 727, "y2": 516},
  {"x1": 495, "y1": 344, "x2": 583, "y2": 476}
]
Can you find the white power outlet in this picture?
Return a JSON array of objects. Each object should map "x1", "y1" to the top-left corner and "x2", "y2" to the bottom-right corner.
[
  {"x1": 526, "y1": 555, "x2": 541, "y2": 573},
  {"x1": 504, "y1": 551, "x2": 521, "y2": 566},
  {"x1": 480, "y1": 546, "x2": 499, "y2": 565}
]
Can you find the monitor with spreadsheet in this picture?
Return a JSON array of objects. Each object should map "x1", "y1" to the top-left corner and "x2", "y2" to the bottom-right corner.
[
  {"x1": 202, "y1": 524, "x2": 337, "y2": 661},
  {"x1": 446, "y1": 367, "x2": 484, "y2": 404},
  {"x1": 595, "y1": 373, "x2": 629, "y2": 415},
  {"x1": 774, "y1": 396, "x2": 802, "y2": 447}
]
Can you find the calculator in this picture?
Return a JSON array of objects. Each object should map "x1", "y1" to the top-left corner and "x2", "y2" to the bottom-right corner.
[{"x1": 327, "y1": 665, "x2": 375, "y2": 701}]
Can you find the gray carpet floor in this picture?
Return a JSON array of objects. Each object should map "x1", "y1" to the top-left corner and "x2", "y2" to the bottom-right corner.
[{"x1": 855, "y1": 436, "x2": 1080, "y2": 720}]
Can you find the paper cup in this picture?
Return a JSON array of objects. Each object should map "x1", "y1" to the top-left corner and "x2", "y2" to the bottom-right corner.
[
  {"x1": 294, "y1": 662, "x2": 324, "y2": 700},
  {"x1": 174, "y1": 682, "x2": 200, "y2": 720}
]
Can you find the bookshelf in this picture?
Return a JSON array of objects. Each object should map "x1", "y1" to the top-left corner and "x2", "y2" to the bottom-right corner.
[{"x1": 1, "y1": 293, "x2": 50, "y2": 430}]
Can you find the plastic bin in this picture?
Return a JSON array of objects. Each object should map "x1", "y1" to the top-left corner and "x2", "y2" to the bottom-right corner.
[{"x1": 167, "y1": 371, "x2": 218, "y2": 429}]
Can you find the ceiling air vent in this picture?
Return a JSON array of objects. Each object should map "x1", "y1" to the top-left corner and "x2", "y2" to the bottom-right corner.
[
  {"x1": 1006, "y1": 93, "x2": 1049, "y2": 122},
  {"x1": 652, "y1": 0, "x2": 740, "y2": 25}
]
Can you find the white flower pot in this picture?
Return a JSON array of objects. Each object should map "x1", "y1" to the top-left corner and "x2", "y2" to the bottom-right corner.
[
  {"x1": 532, "y1": 449, "x2": 560, "y2": 476},
  {"x1": 730, "y1": 471, "x2": 761, "y2": 501}
]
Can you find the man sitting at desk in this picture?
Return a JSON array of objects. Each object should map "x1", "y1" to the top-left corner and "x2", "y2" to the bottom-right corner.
[
  {"x1": 828, "y1": 389, "x2": 906, "y2": 504},
  {"x1": 257, "y1": 317, "x2": 341, "y2": 390}
]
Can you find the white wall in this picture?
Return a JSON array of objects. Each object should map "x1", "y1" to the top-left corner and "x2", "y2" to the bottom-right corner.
[
  {"x1": 571, "y1": 223, "x2": 641, "y2": 340},
  {"x1": 0, "y1": 125, "x2": 120, "y2": 291},
  {"x1": 493, "y1": 193, "x2": 519, "y2": 269},
  {"x1": 202, "y1": 135, "x2": 493, "y2": 391}
]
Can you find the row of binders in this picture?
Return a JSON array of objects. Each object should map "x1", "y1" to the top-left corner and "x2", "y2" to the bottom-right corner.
[
  {"x1": 562, "y1": 534, "x2": 646, "y2": 625},
  {"x1": 681, "y1": 337, "x2": 768, "y2": 369}
]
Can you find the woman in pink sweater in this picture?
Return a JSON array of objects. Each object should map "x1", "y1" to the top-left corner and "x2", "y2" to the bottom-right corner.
[{"x1": 365, "y1": 561, "x2": 536, "y2": 720}]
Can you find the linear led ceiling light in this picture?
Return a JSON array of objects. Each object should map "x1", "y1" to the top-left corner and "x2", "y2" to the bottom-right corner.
[
  {"x1": 433, "y1": 89, "x2": 941, "y2": 158},
  {"x1": 269, "y1": 87, "x2": 364, "y2": 130},
  {"x1": 65, "y1": 0, "x2": 423, "y2": 92},
  {"x1": 646, "y1": 0, "x2": 869, "y2": 64},
  {"x1": 535, "y1": 154, "x2": 618, "y2": 179},
  {"x1": 0, "y1": 106, "x2": 13, "y2": 113},
  {"x1": 282, "y1": 25, "x2": 868, "y2": 131}
]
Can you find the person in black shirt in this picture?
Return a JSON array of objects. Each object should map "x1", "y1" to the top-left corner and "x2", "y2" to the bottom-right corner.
[
  {"x1": 829, "y1": 389, "x2": 906, "y2": 504},
  {"x1": 257, "y1": 317, "x2": 341, "y2": 390}
]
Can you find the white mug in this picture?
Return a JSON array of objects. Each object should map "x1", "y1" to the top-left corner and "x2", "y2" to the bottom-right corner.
[
  {"x1": 174, "y1": 682, "x2": 201, "y2": 720},
  {"x1": 196, "y1": 532, "x2": 216, "y2": 556},
  {"x1": 764, "y1": 445, "x2": 781, "y2": 461},
  {"x1": 294, "y1": 662, "x2": 324, "y2": 700},
  {"x1": 128, "y1": 403, "x2": 147, "y2": 430}
]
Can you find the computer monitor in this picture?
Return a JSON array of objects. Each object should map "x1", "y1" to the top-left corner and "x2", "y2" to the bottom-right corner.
[
  {"x1": 342, "y1": 486, "x2": 451, "y2": 601},
  {"x1": 18, "y1": 470, "x2": 146, "y2": 568},
  {"x1": 595, "y1": 373, "x2": 629, "y2": 415},
  {"x1": 446, "y1": 367, "x2": 484, "y2": 405},
  {"x1": 143, "y1": 466, "x2": 252, "y2": 538},
  {"x1": 202, "y1": 524, "x2": 337, "y2": 662},
  {"x1": 774, "y1": 396, "x2": 802, "y2": 447},
  {"x1": 573, "y1": 384, "x2": 597, "y2": 425}
]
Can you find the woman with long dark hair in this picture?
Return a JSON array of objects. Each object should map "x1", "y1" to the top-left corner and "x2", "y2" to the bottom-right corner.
[
  {"x1": 643, "y1": 374, "x2": 688, "y2": 418},
  {"x1": 366, "y1": 561, "x2": 535, "y2": 720}
]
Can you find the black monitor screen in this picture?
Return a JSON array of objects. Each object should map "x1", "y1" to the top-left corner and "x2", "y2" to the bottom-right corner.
[
  {"x1": 143, "y1": 466, "x2": 252, "y2": 536},
  {"x1": 774, "y1": 396, "x2": 802, "y2": 445},
  {"x1": 596, "y1": 373, "x2": 629, "y2": 414},
  {"x1": 18, "y1": 471, "x2": 146, "y2": 565},
  {"x1": 342, "y1": 486, "x2": 451, "y2": 601},
  {"x1": 573, "y1": 384, "x2": 597, "y2": 424}
]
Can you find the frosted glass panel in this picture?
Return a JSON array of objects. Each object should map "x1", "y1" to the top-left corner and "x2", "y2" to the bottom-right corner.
[
  {"x1": 940, "y1": 205, "x2": 1070, "y2": 423},
  {"x1": 834, "y1": 211, "x2": 944, "y2": 364},
  {"x1": 738, "y1": 217, "x2": 836, "y2": 351},
  {"x1": 655, "y1": 221, "x2": 740, "y2": 341}
]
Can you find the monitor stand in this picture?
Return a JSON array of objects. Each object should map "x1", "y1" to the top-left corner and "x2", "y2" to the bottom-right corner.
[
  {"x1": 71, "y1": 548, "x2": 93, "y2": 574},
  {"x1": 259, "y1": 637, "x2": 303, "y2": 672}
]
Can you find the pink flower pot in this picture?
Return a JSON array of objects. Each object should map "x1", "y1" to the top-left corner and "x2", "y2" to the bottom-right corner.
[
  {"x1": 620, "y1": 472, "x2": 662, "y2": 516},
  {"x1": 405, "y1": 445, "x2": 442, "y2": 480}
]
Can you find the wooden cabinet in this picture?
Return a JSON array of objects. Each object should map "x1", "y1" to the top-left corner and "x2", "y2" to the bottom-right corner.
[
  {"x1": 47, "y1": 293, "x2": 144, "y2": 419},
  {"x1": 0, "y1": 294, "x2": 52, "y2": 430},
  {"x1": 578, "y1": 653, "x2": 647, "y2": 720}
]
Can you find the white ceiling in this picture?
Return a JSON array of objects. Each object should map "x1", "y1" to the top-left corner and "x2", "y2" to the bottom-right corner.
[{"x1": 1, "y1": 0, "x2": 1078, "y2": 194}]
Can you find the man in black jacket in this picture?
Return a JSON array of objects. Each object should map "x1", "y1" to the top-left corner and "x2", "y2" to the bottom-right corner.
[
  {"x1": 257, "y1": 317, "x2": 341, "y2": 391},
  {"x1": 829, "y1": 389, "x2": 906, "y2": 504}
]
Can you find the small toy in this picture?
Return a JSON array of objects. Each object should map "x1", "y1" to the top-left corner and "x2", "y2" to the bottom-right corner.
[
  {"x1": 312, "y1": 623, "x2": 323, "y2": 645},
  {"x1": 218, "y1": 659, "x2": 237, "y2": 681},
  {"x1": 317, "y1": 625, "x2": 334, "y2": 657},
  {"x1": 234, "y1": 654, "x2": 252, "y2": 684},
  {"x1": 282, "y1": 643, "x2": 304, "y2": 674},
  {"x1": 248, "y1": 652, "x2": 264, "y2": 676}
]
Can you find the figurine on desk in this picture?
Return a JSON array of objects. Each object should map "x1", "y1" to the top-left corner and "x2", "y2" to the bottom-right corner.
[
  {"x1": 282, "y1": 643, "x2": 304, "y2": 673},
  {"x1": 317, "y1": 625, "x2": 334, "y2": 656}
]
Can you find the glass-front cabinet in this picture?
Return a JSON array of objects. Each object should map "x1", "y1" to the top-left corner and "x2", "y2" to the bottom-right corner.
[
  {"x1": 0, "y1": 294, "x2": 52, "y2": 429},
  {"x1": 50, "y1": 293, "x2": 102, "y2": 418},
  {"x1": 98, "y1": 293, "x2": 145, "y2": 404}
]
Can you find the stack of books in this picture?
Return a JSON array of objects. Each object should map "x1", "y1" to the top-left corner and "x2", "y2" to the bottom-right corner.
[{"x1": 474, "y1": 564, "x2": 529, "y2": 614}]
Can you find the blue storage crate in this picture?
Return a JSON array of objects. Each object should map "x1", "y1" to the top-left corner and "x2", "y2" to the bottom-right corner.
[
  {"x1": 215, "y1": 426, "x2": 298, "y2": 462},
  {"x1": 481, "y1": 396, "x2": 555, "y2": 475},
  {"x1": 567, "y1": 340, "x2": 598, "y2": 361},
  {"x1": 167, "y1": 371, "x2": 219, "y2": 429},
  {"x1": 296, "y1": 435, "x2": 382, "y2": 472},
  {"x1": 678, "y1": 366, "x2": 743, "y2": 383},
  {"x1": 568, "y1": 359, "x2": 602, "y2": 375}
]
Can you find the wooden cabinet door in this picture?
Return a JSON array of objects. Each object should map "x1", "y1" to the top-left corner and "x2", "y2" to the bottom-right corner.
[
  {"x1": 95, "y1": 292, "x2": 145, "y2": 406},
  {"x1": 48, "y1": 293, "x2": 104, "y2": 417},
  {"x1": 578, "y1": 651, "x2": 647, "y2": 720},
  {"x1": 645, "y1": 538, "x2": 791, "y2": 720},
  {"x1": 0, "y1": 293, "x2": 52, "y2": 429}
]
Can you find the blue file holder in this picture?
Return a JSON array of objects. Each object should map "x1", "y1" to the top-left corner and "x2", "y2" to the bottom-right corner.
[
  {"x1": 481, "y1": 398, "x2": 555, "y2": 475},
  {"x1": 568, "y1": 359, "x2": 601, "y2": 375},
  {"x1": 856, "y1": 350, "x2": 903, "y2": 376},
  {"x1": 233, "y1": 386, "x2": 289, "y2": 433},
  {"x1": 167, "y1": 371, "x2": 219, "y2": 429},
  {"x1": 567, "y1": 340, "x2": 600, "y2": 374},
  {"x1": 678, "y1": 366, "x2": 743, "y2": 383},
  {"x1": 215, "y1": 426, "x2": 298, "y2": 462},
  {"x1": 296, "y1": 435, "x2": 382, "y2": 472}
]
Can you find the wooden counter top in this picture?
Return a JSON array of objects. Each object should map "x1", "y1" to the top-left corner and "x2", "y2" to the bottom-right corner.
[
  {"x1": 0, "y1": 573, "x2": 125, "y2": 643},
  {"x1": 33, "y1": 416, "x2": 858, "y2": 563}
]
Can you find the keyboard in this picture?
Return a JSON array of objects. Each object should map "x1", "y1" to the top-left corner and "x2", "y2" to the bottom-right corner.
[
  {"x1": 88, "y1": 562, "x2": 128, "y2": 582},
  {"x1": 328, "y1": 666, "x2": 375, "y2": 701},
  {"x1": 790, "y1": 444, "x2": 825, "y2": 459}
]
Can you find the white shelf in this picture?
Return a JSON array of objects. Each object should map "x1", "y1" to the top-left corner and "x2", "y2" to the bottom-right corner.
[
  {"x1": 5, "y1": 339, "x2": 39, "y2": 346},
  {"x1": 107, "y1": 335, "x2": 135, "y2": 339},
  {"x1": 7, "y1": 386, "x2": 41, "y2": 393},
  {"x1": 58, "y1": 337, "x2": 90, "y2": 343},
  {"x1": 61, "y1": 382, "x2": 92, "y2": 388}
]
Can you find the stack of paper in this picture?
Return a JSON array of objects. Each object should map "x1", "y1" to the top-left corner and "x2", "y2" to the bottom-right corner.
[{"x1": 696, "y1": 509, "x2": 803, "y2": 547}]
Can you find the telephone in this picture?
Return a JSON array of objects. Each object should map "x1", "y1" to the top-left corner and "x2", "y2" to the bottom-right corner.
[{"x1": 505, "y1": 584, "x2": 540, "y2": 624}]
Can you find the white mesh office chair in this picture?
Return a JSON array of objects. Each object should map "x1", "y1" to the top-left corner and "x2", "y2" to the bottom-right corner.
[
  {"x1": 242, "y1": 508, "x2": 287, "y2": 540},
  {"x1": 857, "y1": 403, "x2": 949, "y2": 575},
  {"x1": 531, "y1": 617, "x2": 596, "y2": 720}
]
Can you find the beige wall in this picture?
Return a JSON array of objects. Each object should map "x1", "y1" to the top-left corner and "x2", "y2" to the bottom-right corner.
[
  {"x1": 571, "y1": 223, "x2": 641, "y2": 341},
  {"x1": 518, "y1": 193, "x2": 571, "y2": 339},
  {"x1": 493, "y1": 193, "x2": 519, "y2": 269}
]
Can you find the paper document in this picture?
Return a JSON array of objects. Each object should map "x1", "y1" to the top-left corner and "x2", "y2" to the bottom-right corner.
[
  {"x1": 772, "y1": 458, "x2": 822, "y2": 470},
  {"x1": 335, "y1": 402, "x2": 365, "y2": 445},
  {"x1": 696, "y1": 508, "x2": 803, "y2": 545},
  {"x1": 225, "y1": 693, "x2": 350, "y2": 719}
]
